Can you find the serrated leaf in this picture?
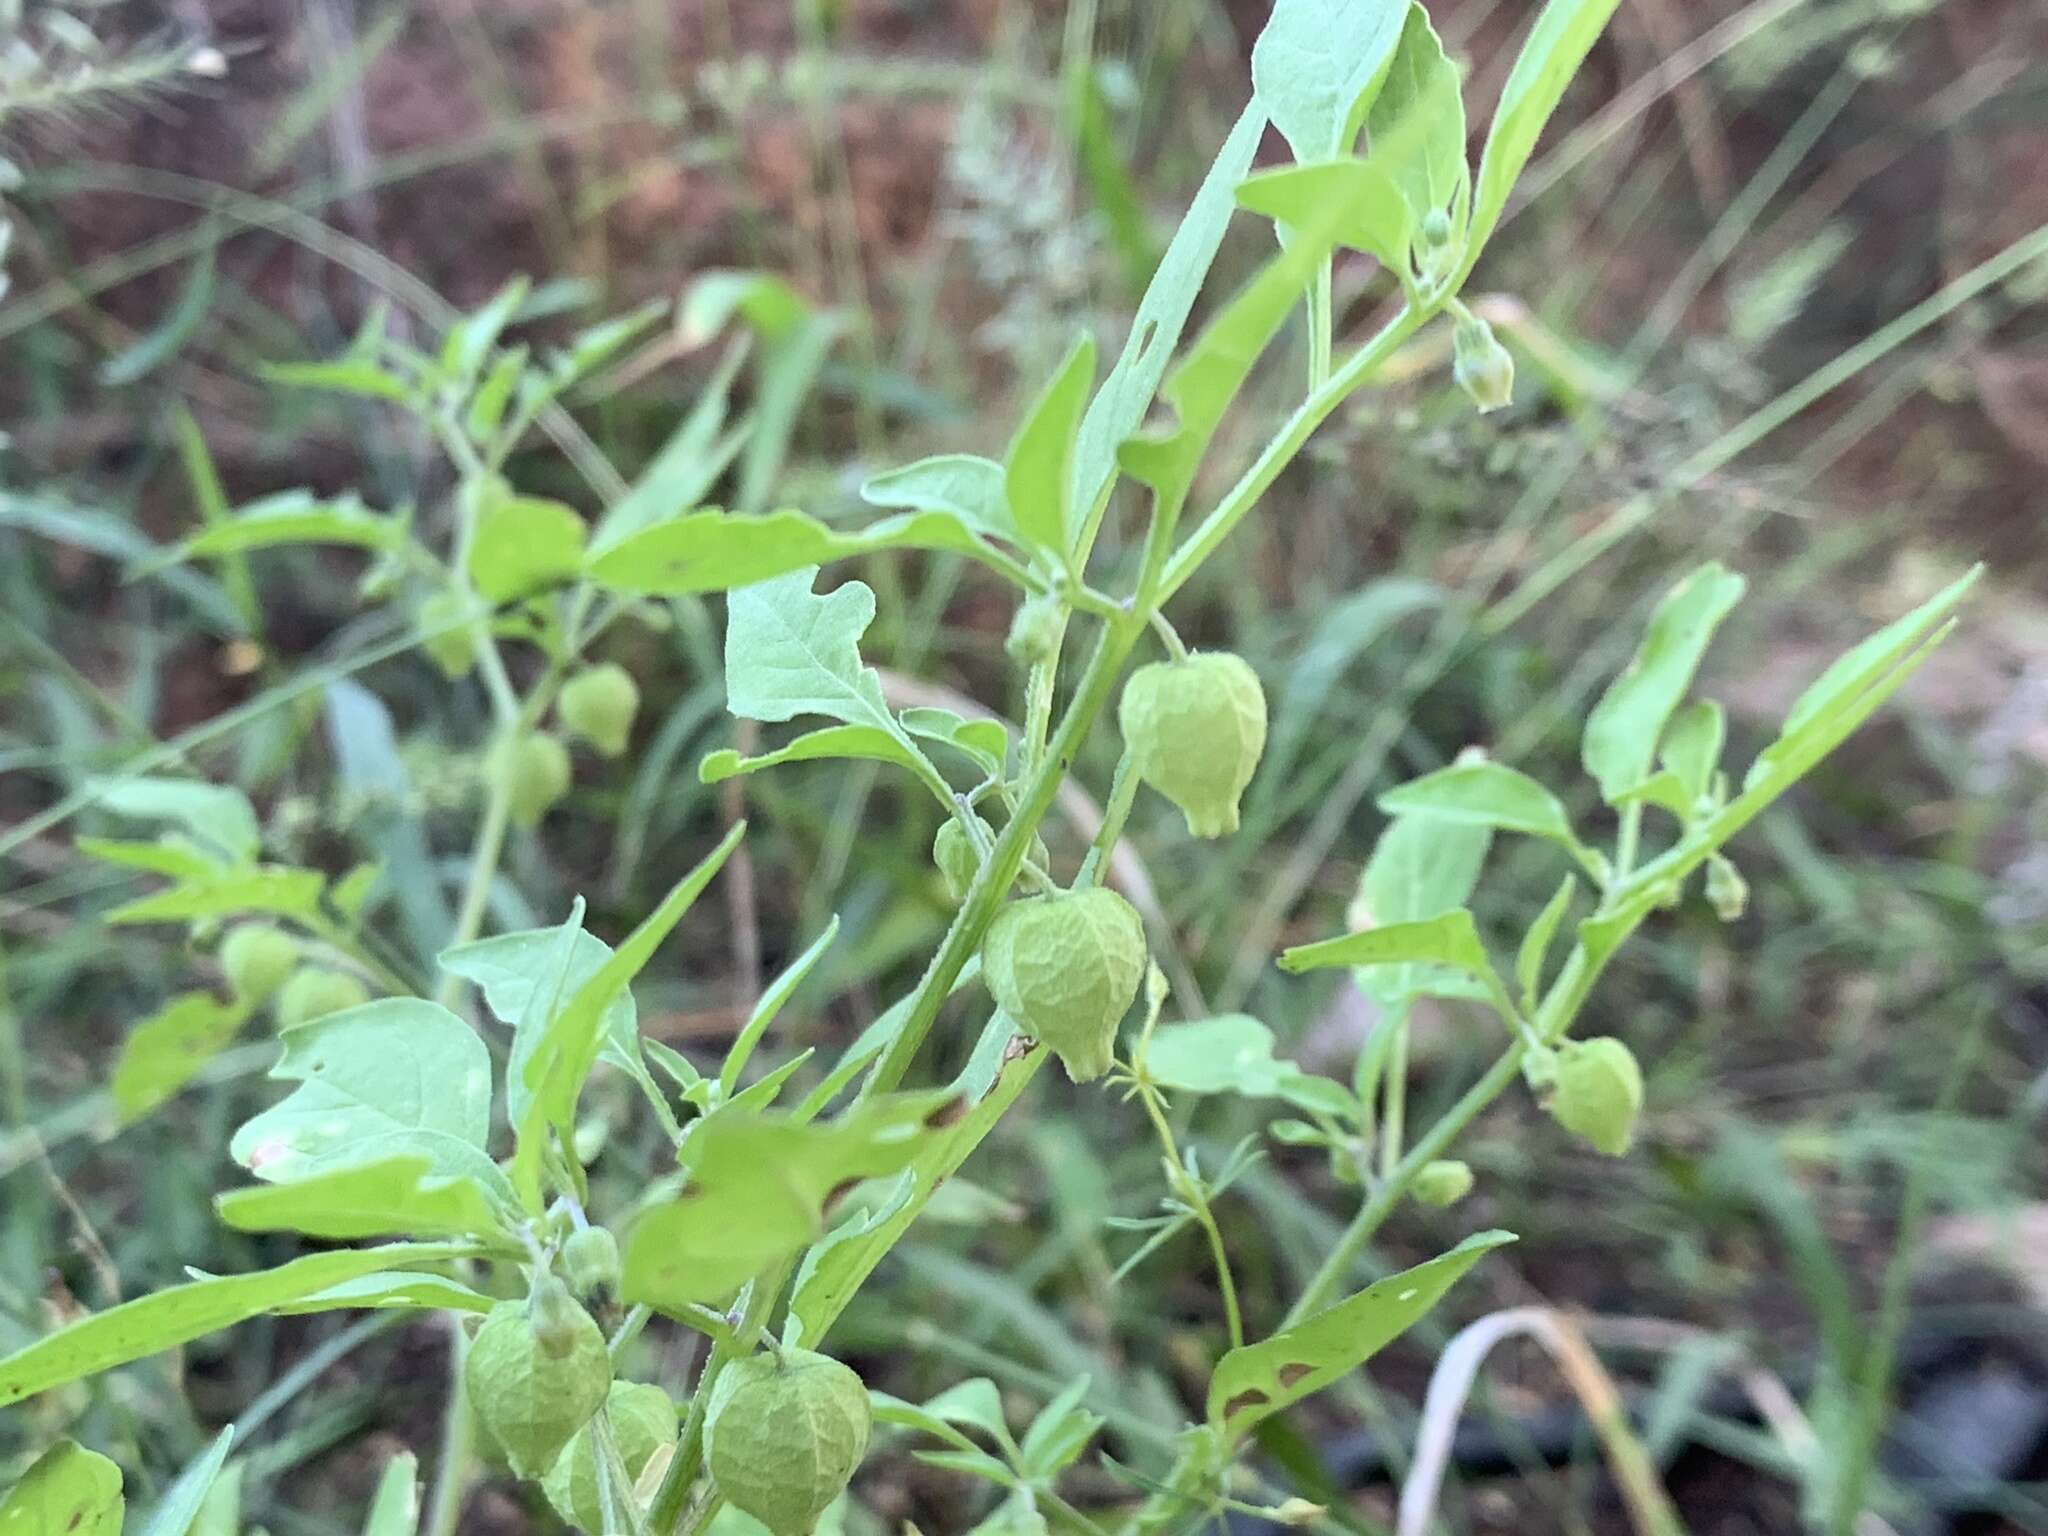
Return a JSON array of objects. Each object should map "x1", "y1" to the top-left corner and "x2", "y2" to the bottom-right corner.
[
  {"x1": 622, "y1": 1092, "x2": 953, "y2": 1310},
  {"x1": 228, "y1": 999, "x2": 501, "y2": 1192},
  {"x1": 0, "y1": 1244, "x2": 475, "y2": 1405},
  {"x1": 1252, "y1": 0, "x2": 1410, "y2": 163},
  {"x1": 861, "y1": 454, "x2": 1016, "y2": 544},
  {"x1": 587, "y1": 506, "x2": 1005, "y2": 596},
  {"x1": 1366, "y1": 2, "x2": 1467, "y2": 227},
  {"x1": 1465, "y1": 0, "x2": 1625, "y2": 265},
  {"x1": 1205, "y1": 1229, "x2": 1514, "y2": 1433},
  {"x1": 1004, "y1": 333, "x2": 1095, "y2": 558},
  {"x1": 1582, "y1": 562, "x2": 1746, "y2": 802},
  {"x1": 1234, "y1": 158, "x2": 1414, "y2": 278},
  {"x1": 111, "y1": 991, "x2": 251, "y2": 1126},
  {"x1": 723, "y1": 567, "x2": 896, "y2": 733},
  {"x1": 215, "y1": 1155, "x2": 513, "y2": 1242},
  {"x1": 468, "y1": 491, "x2": 585, "y2": 602}
]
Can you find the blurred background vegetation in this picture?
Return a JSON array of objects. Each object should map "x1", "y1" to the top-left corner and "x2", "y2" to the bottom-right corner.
[{"x1": 1, "y1": 0, "x2": 2044, "y2": 1532}]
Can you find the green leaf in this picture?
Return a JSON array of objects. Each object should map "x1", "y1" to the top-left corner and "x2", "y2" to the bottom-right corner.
[
  {"x1": 681, "y1": 269, "x2": 811, "y2": 343},
  {"x1": 440, "y1": 919, "x2": 641, "y2": 1130},
  {"x1": 441, "y1": 277, "x2": 531, "y2": 384},
  {"x1": 720, "y1": 917, "x2": 839, "y2": 1095},
  {"x1": 1003, "y1": 332, "x2": 1096, "y2": 558},
  {"x1": 1206, "y1": 1229, "x2": 1515, "y2": 1433},
  {"x1": 0, "y1": 1244, "x2": 475, "y2": 1405},
  {"x1": 698, "y1": 726, "x2": 919, "y2": 785},
  {"x1": 1279, "y1": 908, "x2": 1514, "y2": 1020},
  {"x1": 622, "y1": 1092, "x2": 952, "y2": 1310},
  {"x1": 1775, "y1": 567, "x2": 1980, "y2": 748},
  {"x1": 509, "y1": 826, "x2": 744, "y2": 1208},
  {"x1": 1582, "y1": 562, "x2": 1747, "y2": 802},
  {"x1": 1352, "y1": 810, "x2": 1492, "y2": 1008},
  {"x1": 270, "y1": 1271, "x2": 494, "y2": 1318},
  {"x1": 1659, "y1": 699, "x2": 1725, "y2": 805},
  {"x1": 0, "y1": 1442, "x2": 122, "y2": 1536},
  {"x1": 861, "y1": 454, "x2": 1016, "y2": 544},
  {"x1": 1465, "y1": 0, "x2": 1625, "y2": 264},
  {"x1": 899, "y1": 709, "x2": 1008, "y2": 778},
  {"x1": 1070, "y1": 101, "x2": 1265, "y2": 522},
  {"x1": 1145, "y1": 1015, "x2": 1308, "y2": 1099},
  {"x1": 215, "y1": 1155, "x2": 513, "y2": 1243},
  {"x1": 106, "y1": 865, "x2": 327, "y2": 927},
  {"x1": 111, "y1": 992, "x2": 251, "y2": 1126},
  {"x1": 587, "y1": 506, "x2": 1005, "y2": 596},
  {"x1": 723, "y1": 568, "x2": 896, "y2": 734},
  {"x1": 591, "y1": 342, "x2": 747, "y2": 552},
  {"x1": 228, "y1": 999, "x2": 502, "y2": 1192},
  {"x1": 790, "y1": 1021, "x2": 1046, "y2": 1344},
  {"x1": 89, "y1": 776, "x2": 259, "y2": 863},
  {"x1": 73, "y1": 836, "x2": 223, "y2": 880},
  {"x1": 468, "y1": 490, "x2": 586, "y2": 602},
  {"x1": 1234, "y1": 159, "x2": 1414, "y2": 277},
  {"x1": 359, "y1": 1454, "x2": 420, "y2": 1536},
  {"x1": 1380, "y1": 760, "x2": 1597, "y2": 872},
  {"x1": 1517, "y1": 874, "x2": 1577, "y2": 1016},
  {"x1": 101, "y1": 247, "x2": 216, "y2": 386},
  {"x1": 1252, "y1": 0, "x2": 1409, "y2": 163},
  {"x1": 262, "y1": 359, "x2": 413, "y2": 403},
  {"x1": 1610, "y1": 771, "x2": 1693, "y2": 823},
  {"x1": 1365, "y1": 2, "x2": 1467, "y2": 227},
  {"x1": 134, "y1": 1426, "x2": 236, "y2": 1536},
  {"x1": 175, "y1": 492, "x2": 404, "y2": 559}
]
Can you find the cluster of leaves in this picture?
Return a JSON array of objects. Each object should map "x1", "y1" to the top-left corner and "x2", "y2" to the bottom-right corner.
[{"x1": 1, "y1": 1, "x2": 1984, "y2": 1534}]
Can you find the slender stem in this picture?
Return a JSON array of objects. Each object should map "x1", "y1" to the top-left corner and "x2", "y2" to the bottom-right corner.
[
  {"x1": 1077, "y1": 750, "x2": 1140, "y2": 891},
  {"x1": 1378, "y1": 1016, "x2": 1409, "y2": 1184},
  {"x1": 422, "y1": 1311, "x2": 476, "y2": 1536},
  {"x1": 437, "y1": 776, "x2": 513, "y2": 1008},
  {"x1": 1135, "y1": 1081, "x2": 1242, "y2": 1350}
]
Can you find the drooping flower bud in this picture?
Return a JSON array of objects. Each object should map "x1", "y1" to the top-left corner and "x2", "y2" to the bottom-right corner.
[
  {"x1": 465, "y1": 1296, "x2": 611, "y2": 1478},
  {"x1": 1411, "y1": 1159, "x2": 1474, "y2": 1207},
  {"x1": 1548, "y1": 1037, "x2": 1643, "y2": 1156},
  {"x1": 562, "y1": 1225, "x2": 621, "y2": 1300},
  {"x1": 1705, "y1": 853, "x2": 1748, "y2": 922},
  {"x1": 982, "y1": 888, "x2": 1146, "y2": 1082},
  {"x1": 558, "y1": 664, "x2": 641, "y2": 758},
  {"x1": 705, "y1": 1348, "x2": 871, "y2": 1536},
  {"x1": 273, "y1": 968, "x2": 370, "y2": 1030},
  {"x1": 1452, "y1": 311, "x2": 1515, "y2": 413},
  {"x1": 1005, "y1": 593, "x2": 1063, "y2": 666},
  {"x1": 1117, "y1": 652, "x2": 1267, "y2": 838},
  {"x1": 220, "y1": 924, "x2": 300, "y2": 1005}
]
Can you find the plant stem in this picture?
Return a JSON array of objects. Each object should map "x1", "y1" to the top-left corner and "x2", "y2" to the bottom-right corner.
[{"x1": 422, "y1": 1310, "x2": 476, "y2": 1536}]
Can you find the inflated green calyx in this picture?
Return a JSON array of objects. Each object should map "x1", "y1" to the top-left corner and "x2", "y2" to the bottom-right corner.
[
  {"x1": 982, "y1": 888, "x2": 1145, "y2": 1082},
  {"x1": 1411, "y1": 1159, "x2": 1474, "y2": 1207},
  {"x1": 541, "y1": 1380, "x2": 678, "y2": 1533},
  {"x1": 932, "y1": 817, "x2": 1049, "y2": 904},
  {"x1": 705, "y1": 1347, "x2": 871, "y2": 1536},
  {"x1": 558, "y1": 663, "x2": 641, "y2": 758},
  {"x1": 563, "y1": 1225, "x2": 621, "y2": 1299},
  {"x1": 492, "y1": 732, "x2": 572, "y2": 828},
  {"x1": 417, "y1": 591, "x2": 479, "y2": 679},
  {"x1": 1118, "y1": 652, "x2": 1267, "y2": 838},
  {"x1": 273, "y1": 967, "x2": 369, "y2": 1029},
  {"x1": 1548, "y1": 1037, "x2": 1643, "y2": 1157},
  {"x1": 465, "y1": 1295, "x2": 612, "y2": 1477},
  {"x1": 220, "y1": 924, "x2": 300, "y2": 1005}
]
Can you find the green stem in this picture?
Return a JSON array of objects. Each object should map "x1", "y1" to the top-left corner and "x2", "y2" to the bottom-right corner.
[{"x1": 421, "y1": 1310, "x2": 476, "y2": 1536}]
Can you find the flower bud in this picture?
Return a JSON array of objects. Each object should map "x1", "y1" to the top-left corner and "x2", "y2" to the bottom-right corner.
[
  {"x1": 492, "y1": 733, "x2": 572, "y2": 828},
  {"x1": 466, "y1": 1297, "x2": 612, "y2": 1478},
  {"x1": 932, "y1": 817, "x2": 1049, "y2": 903},
  {"x1": 1411, "y1": 1159, "x2": 1474, "y2": 1207},
  {"x1": 1452, "y1": 312, "x2": 1515, "y2": 413},
  {"x1": 220, "y1": 924, "x2": 300, "y2": 1005},
  {"x1": 705, "y1": 1348, "x2": 871, "y2": 1536},
  {"x1": 541, "y1": 1381, "x2": 678, "y2": 1533},
  {"x1": 1548, "y1": 1037, "x2": 1643, "y2": 1156},
  {"x1": 1705, "y1": 853, "x2": 1748, "y2": 922},
  {"x1": 558, "y1": 664, "x2": 641, "y2": 759},
  {"x1": 1005, "y1": 593, "x2": 1063, "y2": 666},
  {"x1": 1117, "y1": 652, "x2": 1266, "y2": 838},
  {"x1": 982, "y1": 888, "x2": 1145, "y2": 1082},
  {"x1": 563, "y1": 1225, "x2": 621, "y2": 1300},
  {"x1": 273, "y1": 967, "x2": 370, "y2": 1030}
]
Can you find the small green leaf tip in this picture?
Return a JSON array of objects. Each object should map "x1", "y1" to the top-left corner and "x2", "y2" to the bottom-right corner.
[
  {"x1": 1118, "y1": 651, "x2": 1267, "y2": 839},
  {"x1": 1547, "y1": 1036, "x2": 1643, "y2": 1156},
  {"x1": 982, "y1": 887, "x2": 1146, "y2": 1082},
  {"x1": 558, "y1": 663, "x2": 641, "y2": 758},
  {"x1": 705, "y1": 1348, "x2": 871, "y2": 1536}
]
